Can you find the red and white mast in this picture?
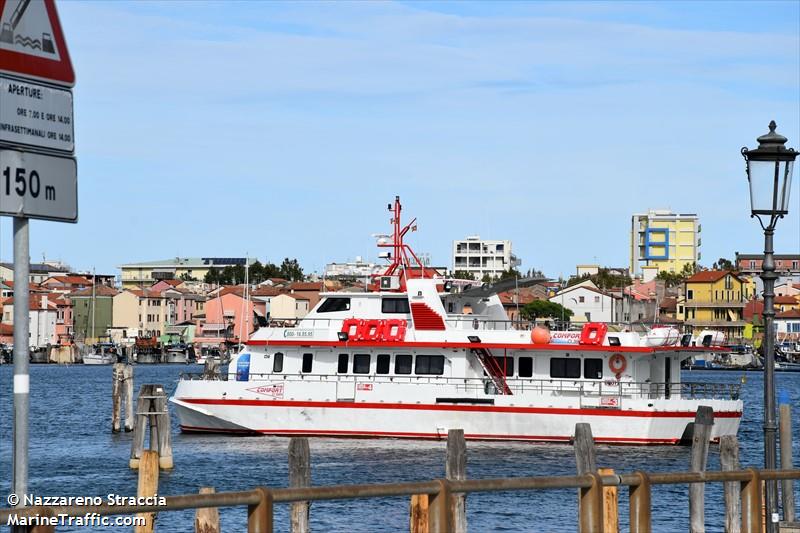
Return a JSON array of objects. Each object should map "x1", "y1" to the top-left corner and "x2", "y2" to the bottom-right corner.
[{"x1": 373, "y1": 196, "x2": 435, "y2": 291}]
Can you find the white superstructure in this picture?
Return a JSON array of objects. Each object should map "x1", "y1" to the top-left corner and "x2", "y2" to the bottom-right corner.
[{"x1": 172, "y1": 198, "x2": 741, "y2": 444}]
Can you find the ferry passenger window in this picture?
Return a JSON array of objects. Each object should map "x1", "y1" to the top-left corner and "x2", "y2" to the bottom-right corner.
[
  {"x1": 337, "y1": 353, "x2": 348, "y2": 374},
  {"x1": 518, "y1": 357, "x2": 533, "y2": 378},
  {"x1": 550, "y1": 358, "x2": 580, "y2": 379},
  {"x1": 490, "y1": 356, "x2": 514, "y2": 376},
  {"x1": 415, "y1": 355, "x2": 445, "y2": 375},
  {"x1": 302, "y1": 353, "x2": 313, "y2": 373},
  {"x1": 382, "y1": 298, "x2": 410, "y2": 313},
  {"x1": 584, "y1": 358, "x2": 603, "y2": 379},
  {"x1": 317, "y1": 298, "x2": 351, "y2": 313},
  {"x1": 395, "y1": 354, "x2": 412, "y2": 374},
  {"x1": 354, "y1": 354, "x2": 371, "y2": 374},
  {"x1": 376, "y1": 354, "x2": 390, "y2": 374},
  {"x1": 273, "y1": 352, "x2": 284, "y2": 373}
]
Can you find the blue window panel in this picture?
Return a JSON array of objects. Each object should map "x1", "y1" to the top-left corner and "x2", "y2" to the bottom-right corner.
[{"x1": 644, "y1": 228, "x2": 670, "y2": 260}]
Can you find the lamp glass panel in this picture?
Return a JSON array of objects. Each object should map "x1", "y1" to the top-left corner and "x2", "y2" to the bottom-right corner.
[
  {"x1": 748, "y1": 159, "x2": 781, "y2": 213},
  {"x1": 779, "y1": 160, "x2": 794, "y2": 212}
]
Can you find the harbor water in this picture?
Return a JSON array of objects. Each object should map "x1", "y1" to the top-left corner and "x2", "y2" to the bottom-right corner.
[{"x1": 1, "y1": 364, "x2": 798, "y2": 532}]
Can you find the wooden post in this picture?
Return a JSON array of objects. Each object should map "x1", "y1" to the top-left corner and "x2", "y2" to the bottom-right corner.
[
  {"x1": 780, "y1": 404, "x2": 795, "y2": 523},
  {"x1": 721, "y1": 435, "x2": 741, "y2": 533},
  {"x1": 195, "y1": 487, "x2": 220, "y2": 533},
  {"x1": 446, "y1": 429, "x2": 467, "y2": 533},
  {"x1": 580, "y1": 472, "x2": 604, "y2": 533},
  {"x1": 690, "y1": 406, "x2": 714, "y2": 533},
  {"x1": 410, "y1": 494, "x2": 430, "y2": 533},
  {"x1": 248, "y1": 487, "x2": 273, "y2": 533},
  {"x1": 29, "y1": 507, "x2": 55, "y2": 533},
  {"x1": 124, "y1": 363, "x2": 135, "y2": 432},
  {"x1": 155, "y1": 386, "x2": 173, "y2": 470},
  {"x1": 288, "y1": 438, "x2": 310, "y2": 533},
  {"x1": 135, "y1": 450, "x2": 159, "y2": 533},
  {"x1": 130, "y1": 385, "x2": 152, "y2": 469},
  {"x1": 629, "y1": 471, "x2": 652, "y2": 533},
  {"x1": 599, "y1": 467, "x2": 619, "y2": 533},
  {"x1": 574, "y1": 423, "x2": 597, "y2": 475},
  {"x1": 428, "y1": 480, "x2": 454, "y2": 533},
  {"x1": 112, "y1": 362, "x2": 124, "y2": 432},
  {"x1": 742, "y1": 468, "x2": 763, "y2": 533}
]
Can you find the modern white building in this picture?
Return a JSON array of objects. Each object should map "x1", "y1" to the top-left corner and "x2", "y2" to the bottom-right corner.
[
  {"x1": 549, "y1": 280, "x2": 619, "y2": 324},
  {"x1": 324, "y1": 257, "x2": 384, "y2": 279},
  {"x1": 452, "y1": 236, "x2": 520, "y2": 280}
]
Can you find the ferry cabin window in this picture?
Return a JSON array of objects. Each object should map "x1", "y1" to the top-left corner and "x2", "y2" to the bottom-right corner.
[
  {"x1": 302, "y1": 353, "x2": 313, "y2": 373},
  {"x1": 518, "y1": 357, "x2": 533, "y2": 378},
  {"x1": 337, "y1": 354, "x2": 348, "y2": 374},
  {"x1": 382, "y1": 298, "x2": 410, "y2": 314},
  {"x1": 584, "y1": 358, "x2": 603, "y2": 379},
  {"x1": 273, "y1": 352, "x2": 284, "y2": 373},
  {"x1": 415, "y1": 355, "x2": 445, "y2": 375},
  {"x1": 550, "y1": 358, "x2": 580, "y2": 379},
  {"x1": 376, "y1": 354, "x2": 391, "y2": 374},
  {"x1": 354, "y1": 354, "x2": 371, "y2": 374},
  {"x1": 317, "y1": 298, "x2": 351, "y2": 313},
  {"x1": 490, "y1": 356, "x2": 514, "y2": 377},
  {"x1": 395, "y1": 354, "x2": 413, "y2": 375}
]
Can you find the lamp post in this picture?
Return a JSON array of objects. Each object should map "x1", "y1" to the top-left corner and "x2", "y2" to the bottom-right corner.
[{"x1": 741, "y1": 120, "x2": 797, "y2": 532}]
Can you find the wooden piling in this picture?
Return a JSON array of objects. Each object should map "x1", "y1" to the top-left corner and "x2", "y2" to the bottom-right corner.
[
  {"x1": 195, "y1": 487, "x2": 220, "y2": 533},
  {"x1": 288, "y1": 437, "x2": 311, "y2": 533},
  {"x1": 446, "y1": 429, "x2": 467, "y2": 533},
  {"x1": 742, "y1": 468, "x2": 763, "y2": 533},
  {"x1": 599, "y1": 467, "x2": 619, "y2": 533},
  {"x1": 130, "y1": 384, "x2": 171, "y2": 470},
  {"x1": 112, "y1": 362, "x2": 124, "y2": 432},
  {"x1": 410, "y1": 494, "x2": 430, "y2": 533},
  {"x1": 690, "y1": 406, "x2": 714, "y2": 533},
  {"x1": 780, "y1": 404, "x2": 796, "y2": 523},
  {"x1": 721, "y1": 435, "x2": 741, "y2": 533},
  {"x1": 134, "y1": 450, "x2": 159, "y2": 533},
  {"x1": 124, "y1": 363, "x2": 135, "y2": 432},
  {"x1": 155, "y1": 386, "x2": 173, "y2": 469},
  {"x1": 574, "y1": 423, "x2": 597, "y2": 475},
  {"x1": 129, "y1": 385, "x2": 151, "y2": 469}
]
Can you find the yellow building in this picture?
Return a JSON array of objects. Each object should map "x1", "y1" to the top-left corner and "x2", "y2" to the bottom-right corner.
[
  {"x1": 630, "y1": 210, "x2": 700, "y2": 277},
  {"x1": 119, "y1": 257, "x2": 253, "y2": 288},
  {"x1": 677, "y1": 270, "x2": 746, "y2": 339}
]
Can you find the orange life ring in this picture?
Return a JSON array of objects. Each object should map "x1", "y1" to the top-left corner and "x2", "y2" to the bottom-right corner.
[{"x1": 608, "y1": 354, "x2": 627, "y2": 376}]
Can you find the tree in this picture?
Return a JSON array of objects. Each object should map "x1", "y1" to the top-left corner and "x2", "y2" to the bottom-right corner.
[
  {"x1": 656, "y1": 262, "x2": 698, "y2": 288},
  {"x1": 452, "y1": 270, "x2": 475, "y2": 280},
  {"x1": 279, "y1": 258, "x2": 304, "y2": 281},
  {"x1": 179, "y1": 272, "x2": 198, "y2": 282},
  {"x1": 520, "y1": 300, "x2": 573, "y2": 321},
  {"x1": 481, "y1": 273, "x2": 493, "y2": 283},
  {"x1": 712, "y1": 257, "x2": 734, "y2": 271},
  {"x1": 204, "y1": 267, "x2": 219, "y2": 285},
  {"x1": 567, "y1": 268, "x2": 631, "y2": 290},
  {"x1": 499, "y1": 268, "x2": 522, "y2": 281}
]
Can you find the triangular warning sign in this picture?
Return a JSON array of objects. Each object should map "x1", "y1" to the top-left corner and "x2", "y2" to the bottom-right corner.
[{"x1": 0, "y1": 0, "x2": 74, "y2": 86}]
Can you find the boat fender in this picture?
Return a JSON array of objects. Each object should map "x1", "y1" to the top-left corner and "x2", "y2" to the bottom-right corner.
[{"x1": 608, "y1": 353, "x2": 627, "y2": 378}]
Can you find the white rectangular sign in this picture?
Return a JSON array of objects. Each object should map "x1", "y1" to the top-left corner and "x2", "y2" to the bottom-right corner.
[
  {"x1": 0, "y1": 76, "x2": 74, "y2": 152},
  {"x1": 0, "y1": 149, "x2": 77, "y2": 222}
]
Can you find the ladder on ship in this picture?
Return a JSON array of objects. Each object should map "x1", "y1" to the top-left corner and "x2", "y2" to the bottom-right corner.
[{"x1": 470, "y1": 348, "x2": 512, "y2": 395}]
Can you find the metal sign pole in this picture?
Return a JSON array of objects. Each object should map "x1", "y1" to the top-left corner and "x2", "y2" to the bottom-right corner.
[{"x1": 12, "y1": 216, "x2": 29, "y2": 499}]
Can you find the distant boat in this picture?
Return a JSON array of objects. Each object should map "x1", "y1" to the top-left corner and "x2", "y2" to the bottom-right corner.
[
  {"x1": 83, "y1": 343, "x2": 117, "y2": 365},
  {"x1": 165, "y1": 345, "x2": 189, "y2": 364}
]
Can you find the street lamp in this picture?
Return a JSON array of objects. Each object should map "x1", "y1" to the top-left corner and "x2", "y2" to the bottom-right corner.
[{"x1": 742, "y1": 120, "x2": 797, "y2": 532}]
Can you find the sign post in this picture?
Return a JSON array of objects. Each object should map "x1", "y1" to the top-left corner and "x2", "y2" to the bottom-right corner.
[{"x1": 0, "y1": 0, "x2": 76, "y2": 505}]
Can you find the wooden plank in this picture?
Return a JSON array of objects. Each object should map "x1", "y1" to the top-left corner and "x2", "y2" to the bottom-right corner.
[
  {"x1": 780, "y1": 404, "x2": 796, "y2": 523},
  {"x1": 690, "y1": 406, "x2": 714, "y2": 533},
  {"x1": 599, "y1": 467, "x2": 619, "y2": 533},
  {"x1": 134, "y1": 450, "x2": 159, "y2": 533},
  {"x1": 195, "y1": 487, "x2": 220, "y2": 533},
  {"x1": 446, "y1": 429, "x2": 467, "y2": 533},
  {"x1": 410, "y1": 494, "x2": 430, "y2": 533},
  {"x1": 721, "y1": 435, "x2": 741, "y2": 533},
  {"x1": 289, "y1": 437, "x2": 311, "y2": 533}
]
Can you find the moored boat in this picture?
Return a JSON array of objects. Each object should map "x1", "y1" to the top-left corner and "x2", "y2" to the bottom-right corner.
[
  {"x1": 171, "y1": 197, "x2": 742, "y2": 444},
  {"x1": 83, "y1": 343, "x2": 118, "y2": 365}
]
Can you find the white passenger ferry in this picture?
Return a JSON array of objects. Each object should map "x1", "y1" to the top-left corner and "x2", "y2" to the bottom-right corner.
[{"x1": 171, "y1": 198, "x2": 742, "y2": 444}]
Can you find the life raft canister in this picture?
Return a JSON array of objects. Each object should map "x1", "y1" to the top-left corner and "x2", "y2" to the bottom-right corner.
[
  {"x1": 608, "y1": 353, "x2": 627, "y2": 377},
  {"x1": 579, "y1": 322, "x2": 608, "y2": 345}
]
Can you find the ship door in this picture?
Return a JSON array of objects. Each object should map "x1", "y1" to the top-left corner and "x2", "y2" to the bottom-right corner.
[
  {"x1": 336, "y1": 379, "x2": 356, "y2": 402},
  {"x1": 665, "y1": 357, "x2": 672, "y2": 399}
]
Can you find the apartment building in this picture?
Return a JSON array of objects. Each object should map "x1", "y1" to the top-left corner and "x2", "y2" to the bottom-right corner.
[
  {"x1": 452, "y1": 236, "x2": 520, "y2": 280},
  {"x1": 630, "y1": 210, "x2": 700, "y2": 278}
]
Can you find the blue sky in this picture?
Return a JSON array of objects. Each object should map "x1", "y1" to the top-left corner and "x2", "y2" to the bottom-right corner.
[{"x1": 1, "y1": 1, "x2": 798, "y2": 278}]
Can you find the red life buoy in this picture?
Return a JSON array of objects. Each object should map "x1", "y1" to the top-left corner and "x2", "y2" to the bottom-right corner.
[
  {"x1": 608, "y1": 353, "x2": 627, "y2": 377},
  {"x1": 580, "y1": 322, "x2": 608, "y2": 345},
  {"x1": 341, "y1": 318, "x2": 360, "y2": 339}
]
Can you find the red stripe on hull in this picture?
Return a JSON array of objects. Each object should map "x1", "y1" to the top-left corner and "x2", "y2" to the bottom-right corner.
[
  {"x1": 177, "y1": 398, "x2": 742, "y2": 419},
  {"x1": 178, "y1": 425, "x2": 681, "y2": 444}
]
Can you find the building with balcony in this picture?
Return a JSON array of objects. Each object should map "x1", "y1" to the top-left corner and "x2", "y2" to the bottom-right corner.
[
  {"x1": 452, "y1": 236, "x2": 520, "y2": 280},
  {"x1": 118, "y1": 257, "x2": 255, "y2": 288},
  {"x1": 677, "y1": 270, "x2": 746, "y2": 339},
  {"x1": 630, "y1": 210, "x2": 700, "y2": 278}
]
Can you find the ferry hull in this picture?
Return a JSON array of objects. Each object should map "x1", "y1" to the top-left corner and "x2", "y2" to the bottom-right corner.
[{"x1": 171, "y1": 391, "x2": 741, "y2": 445}]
